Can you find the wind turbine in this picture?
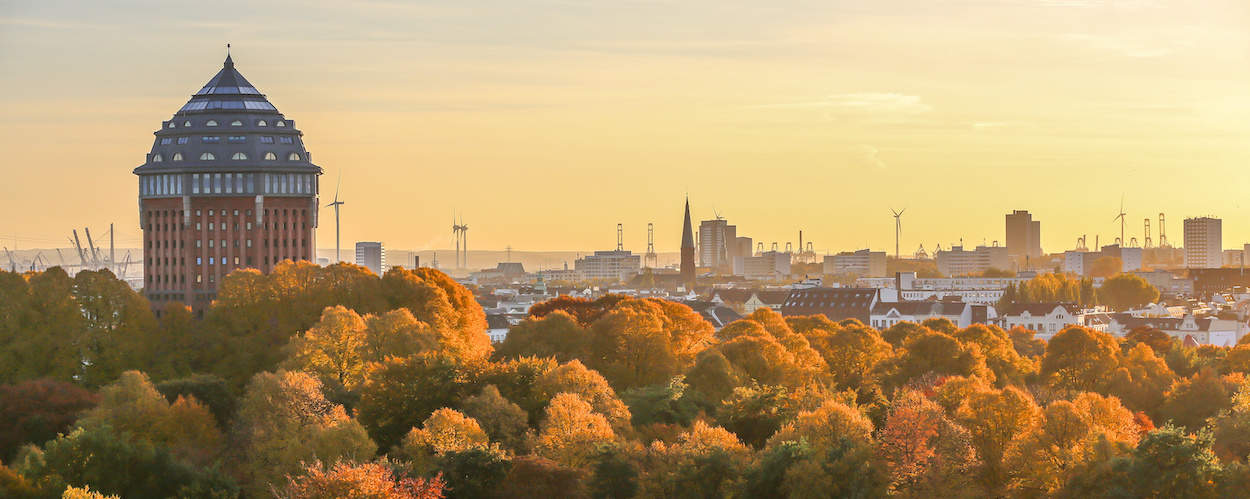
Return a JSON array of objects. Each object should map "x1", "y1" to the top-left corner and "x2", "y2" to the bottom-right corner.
[
  {"x1": 326, "y1": 174, "x2": 345, "y2": 262},
  {"x1": 890, "y1": 208, "x2": 906, "y2": 259},
  {"x1": 1112, "y1": 196, "x2": 1126, "y2": 247}
]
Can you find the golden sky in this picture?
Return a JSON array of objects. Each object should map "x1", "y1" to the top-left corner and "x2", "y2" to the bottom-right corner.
[{"x1": 1, "y1": 0, "x2": 1249, "y2": 255}]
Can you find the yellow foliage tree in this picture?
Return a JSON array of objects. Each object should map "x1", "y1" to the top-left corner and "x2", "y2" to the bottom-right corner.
[{"x1": 535, "y1": 393, "x2": 616, "y2": 469}]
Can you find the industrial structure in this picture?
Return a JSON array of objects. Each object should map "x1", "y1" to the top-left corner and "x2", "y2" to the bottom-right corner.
[{"x1": 134, "y1": 52, "x2": 322, "y2": 310}]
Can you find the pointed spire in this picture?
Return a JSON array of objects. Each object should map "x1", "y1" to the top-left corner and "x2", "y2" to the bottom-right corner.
[{"x1": 681, "y1": 196, "x2": 695, "y2": 250}]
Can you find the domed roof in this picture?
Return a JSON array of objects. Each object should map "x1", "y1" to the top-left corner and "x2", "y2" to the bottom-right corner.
[{"x1": 134, "y1": 54, "x2": 320, "y2": 177}]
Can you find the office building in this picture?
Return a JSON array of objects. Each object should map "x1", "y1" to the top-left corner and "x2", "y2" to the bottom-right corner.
[
  {"x1": 135, "y1": 54, "x2": 321, "y2": 310},
  {"x1": 825, "y1": 249, "x2": 887, "y2": 277},
  {"x1": 355, "y1": 242, "x2": 386, "y2": 276},
  {"x1": 699, "y1": 218, "x2": 734, "y2": 269},
  {"x1": 742, "y1": 251, "x2": 791, "y2": 280},
  {"x1": 935, "y1": 245, "x2": 1010, "y2": 276},
  {"x1": 575, "y1": 250, "x2": 641, "y2": 282},
  {"x1": 1184, "y1": 217, "x2": 1222, "y2": 269},
  {"x1": 1005, "y1": 210, "x2": 1042, "y2": 259}
]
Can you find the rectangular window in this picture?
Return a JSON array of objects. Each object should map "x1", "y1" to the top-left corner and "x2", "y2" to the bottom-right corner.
[
  {"x1": 214, "y1": 173, "x2": 222, "y2": 193},
  {"x1": 202, "y1": 136, "x2": 220, "y2": 143},
  {"x1": 246, "y1": 239, "x2": 252, "y2": 248},
  {"x1": 225, "y1": 173, "x2": 233, "y2": 193},
  {"x1": 192, "y1": 174, "x2": 200, "y2": 194},
  {"x1": 280, "y1": 136, "x2": 294, "y2": 144},
  {"x1": 264, "y1": 174, "x2": 270, "y2": 193},
  {"x1": 260, "y1": 136, "x2": 274, "y2": 144},
  {"x1": 177, "y1": 137, "x2": 189, "y2": 145},
  {"x1": 227, "y1": 136, "x2": 246, "y2": 143},
  {"x1": 209, "y1": 257, "x2": 214, "y2": 265},
  {"x1": 196, "y1": 257, "x2": 202, "y2": 265},
  {"x1": 247, "y1": 174, "x2": 254, "y2": 193},
  {"x1": 202, "y1": 175, "x2": 210, "y2": 193},
  {"x1": 160, "y1": 138, "x2": 172, "y2": 145},
  {"x1": 195, "y1": 240, "x2": 201, "y2": 248},
  {"x1": 235, "y1": 175, "x2": 242, "y2": 193},
  {"x1": 208, "y1": 239, "x2": 214, "y2": 247}
]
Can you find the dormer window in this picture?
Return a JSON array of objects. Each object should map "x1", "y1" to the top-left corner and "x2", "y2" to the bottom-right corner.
[
  {"x1": 183, "y1": 120, "x2": 191, "y2": 127},
  {"x1": 206, "y1": 120, "x2": 218, "y2": 127},
  {"x1": 200, "y1": 152, "x2": 215, "y2": 160},
  {"x1": 276, "y1": 121, "x2": 286, "y2": 127},
  {"x1": 264, "y1": 152, "x2": 277, "y2": 160},
  {"x1": 172, "y1": 153, "x2": 183, "y2": 161},
  {"x1": 288, "y1": 153, "x2": 300, "y2": 161},
  {"x1": 152, "y1": 154, "x2": 163, "y2": 162},
  {"x1": 257, "y1": 120, "x2": 268, "y2": 127},
  {"x1": 167, "y1": 122, "x2": 176, "y2": 128},
  {"x1": 232, "y1": 152, "x2": 248, "y2": 160},
  {"x1": 230, "y1": 120, "x2": 243, "y2": 127}
]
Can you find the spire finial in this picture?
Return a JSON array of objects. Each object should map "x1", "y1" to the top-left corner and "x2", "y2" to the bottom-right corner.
[{"x1": 224, "y1": 43, "x2": 234, "y2": 68}]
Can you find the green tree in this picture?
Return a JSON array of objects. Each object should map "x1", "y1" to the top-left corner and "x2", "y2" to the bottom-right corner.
[
  {"x1": 459, "y1": 385, "x2": 530, "y2": 452},
  {"x1": 356, "y1": 352, "x2": 484, "y2": 452}
]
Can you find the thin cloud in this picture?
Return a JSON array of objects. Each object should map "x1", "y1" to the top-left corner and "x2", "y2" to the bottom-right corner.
[
  {"x1": 853, "y1": 144, "x2": 887, "y2": 169},
  {"x1": 753, "y1": 92, "x2": 932, "y2": 116}
]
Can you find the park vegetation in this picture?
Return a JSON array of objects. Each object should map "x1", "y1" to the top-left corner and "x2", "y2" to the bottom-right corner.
[{"x1": 0, "y1": 263, "x2": 1248, "y2": 498}]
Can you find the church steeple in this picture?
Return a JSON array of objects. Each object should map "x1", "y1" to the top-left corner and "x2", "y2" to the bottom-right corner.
[{"x1": 680, "y1": 196, "x2": 696, "y2": 290}]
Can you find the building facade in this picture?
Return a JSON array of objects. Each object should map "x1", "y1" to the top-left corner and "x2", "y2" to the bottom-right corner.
[
  {"x1": 743, "y1": 251, "x2": 791, "y2": 280},
  {"x1": 355, "y1": 242, "x2": 386, "y2": 276},
  {"x1": 575, "y1": 250, "x2": 641, "y2": 282},
  {"x1": 825, "y1": 249, "x2": 887, "y2": 277},
  {"x1": 1005, "y1": 210, "x2": 1042, "y2": 259},
  {"x1": 1184, "y1": 217, "x2": 1222, "y2": 269},
  {"x1": 935, "y1": 245, "x2": 1010, "y2": 276},
  {"x1": 699, "y1": 218, "x2": 734, "y2": 269},
  {"x1": 134, "y1": 55, "x2": 321, "y2": 310}
]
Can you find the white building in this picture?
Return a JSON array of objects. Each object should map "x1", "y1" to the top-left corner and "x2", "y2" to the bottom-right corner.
[
  {"x1": 936, "y1": 245, "x2": 1010, "y2": 276},
  {"x1": 825, "y1": 249, "x2": 887, "y2": 277},
  {"x1": 355, "y1": 242, "x2": 386, "y2": 276},
  {"x1": 857, "y1": 272, "x2": 1027, "y2": 305},
  {"x1": 999, "y1": 303, "x2": 1086, "y2": 341},
  {"x1": 1184, "y1": 217, "x2": 1222, "y2": 269},
  {"x1": 1105, "y1": 314, "x2": 1246, "y2": 346},
  {"x1": 870, "y1": 301, "x2": 992, "y2": 329},
  {"x1": 574, "y1": 250, "x2": 641, "y2": 282},
  {"x1": 743, "y1": 251, "x2": 791, "y2": 280}
]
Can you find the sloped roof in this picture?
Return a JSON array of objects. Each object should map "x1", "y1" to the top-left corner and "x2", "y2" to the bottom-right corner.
[
  {"x1": 1002, "y1": 303, "x2": 1077, "y2": 317},
  {"x1": 872, "y1": 301, "x2": 966, "y2": 317}
]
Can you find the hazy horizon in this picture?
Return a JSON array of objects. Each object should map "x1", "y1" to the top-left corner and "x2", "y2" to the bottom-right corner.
[{"x1": 3, "y1": 0, "x2": 1249, "y2": 255}]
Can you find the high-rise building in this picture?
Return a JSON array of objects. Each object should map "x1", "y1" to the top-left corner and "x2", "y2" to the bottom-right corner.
[
  {"x1": 135, "y1": 54, "x2": 321, "y2": 311},
  {"x1": 1005, "y1": 210, "x2": 1042, "y2": 259},
  {"x1": 680, "y1": 198, "x2": 696, "y2": 288},
  {"x1": 355, "y1": 242, "x2": 386, "y2": 276},
  {"x1": 699, "y1": 218, "x2": 732, "y2": 269},
  {"x1": 1184, "y1": 217, "x2": 1222, "y2": 269}
]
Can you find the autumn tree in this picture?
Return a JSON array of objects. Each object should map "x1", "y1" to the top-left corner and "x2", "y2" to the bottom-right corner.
[
  {"x1": 1098, "y1": 274, "x2": 1160, "y2": 311},
  {"x1": 533, "y1": 360, "x2": 632, "y2": 431},
  {"x1": 78, "y1": 371, "x2": 223, "y2": 466},
  {"x1": 535, "y1": 393, "x2": 617, "y2": 469},
  {"x1": 882, "y1": 330, "x2": 992, "y2": 390},
  {"x1": 1089, "y1": 256, "x2": 1123, "y2": 278},
  {"x1": 639, "y1": 421, "x2": 753, "y2": 498},
  {"x1": 1040, "y1": 326, "x2": 1121, "y2": 393},
  {"x1": 274, "y1": 460, "x2": 445, "y2": 499},
  {"x1": 0, "y1": 379, "x2": 97, "y2": 461},
  {"x1": 762, "y1": 400, "x2": 888, "y2": 497},
  {"x1": 876, "y1": 390, "x2": 977, "y2": 497},
  {"x1": 459, "y1": 385, "x2": 530, "y2": 452},
  {"x1": 1005, "y1": 393, "x2": 1141, "y2": 496},
  {"x1": 1158, "y1": 367, "x2": 1237, "y2": 432},
  {"x1": 355, "y1": 352, "x2": 485, "y2": 452},
  {"x1": 395, "y1": 408, "x2": 491, "y2": 474},
  {"x1": 233, "y1": 370, "x2": 377, "y2": 497},
  {"x1": 955, "y1": 386, "x2": 1041, "y2": 492}
]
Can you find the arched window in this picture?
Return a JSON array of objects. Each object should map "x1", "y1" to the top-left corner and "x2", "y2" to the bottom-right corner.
[
  {"x1": 276, "y1": 121, "x2": 286, "y2": 127},
  {"x1": 172, "y1": 152, "x2": 183, "y2": 161},
  {"x1": 230, "y1": 120, "x2": 243, "y2": 127},
  {"x1": 152, "y1": 154, "x2": 163, "y2": 162},
  {"x1": 257, "y1": 120, "x2": 268, "y2": 127},
  {"x1": 232, "y1": 152, "x2": 247, "y2": 160},
  {"x1": 264, "y1": 152, "x2": 277, "y2": 160},
  {"x1": 287, "y1": 152, "x2": 300, "y2": 161},
  {"x1": 167, "y1": 122, "x2": 176, "y2": 128},
  {"x1": 200, "y1": 152, "x2": 215, "y2": 160},
  {"x1": 206, "y1": 120, "x2": 218, "y2": 127},
  {"x1": 183, "y1": 120, "x2": 191, "y2": 127}
]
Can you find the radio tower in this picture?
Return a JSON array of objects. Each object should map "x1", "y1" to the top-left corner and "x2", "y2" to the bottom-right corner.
[{"x1": 645, "y1": 223, "x2": 658, "y2": 268}]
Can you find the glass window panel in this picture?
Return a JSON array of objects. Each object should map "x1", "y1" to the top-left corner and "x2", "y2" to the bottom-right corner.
[
  {"x1": 193, "y1": 174, "x2": 200, "y2": 194},
  {"x1": 225, "y1": 173, "x2": 233, "y2": 193}
]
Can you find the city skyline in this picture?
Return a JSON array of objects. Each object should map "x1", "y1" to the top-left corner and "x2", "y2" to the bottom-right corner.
[{"x1": 3, "y1": 0, "x2": 1250, "y2": 254}]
